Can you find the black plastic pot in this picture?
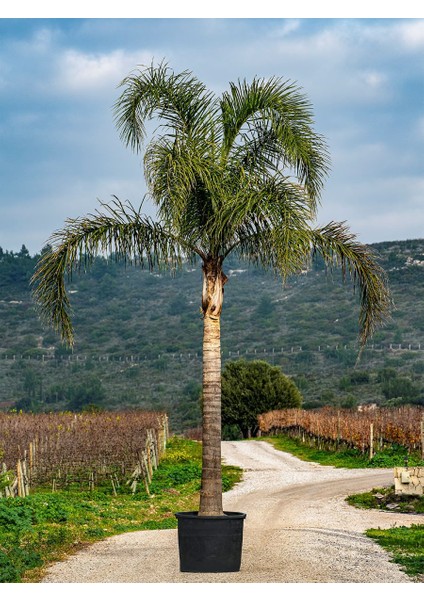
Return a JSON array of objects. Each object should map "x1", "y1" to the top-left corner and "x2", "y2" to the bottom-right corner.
[{"x1": 175, "y1": 511, "x2": 246, "y2": 573}]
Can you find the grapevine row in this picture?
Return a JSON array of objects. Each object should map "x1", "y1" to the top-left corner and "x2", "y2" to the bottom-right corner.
[
  {"x1": 0, "y1": 410, "x2": 169, "y2": 495},
  {"x1": 258, "y1": 406, "x2": 424, "y2": 455}
]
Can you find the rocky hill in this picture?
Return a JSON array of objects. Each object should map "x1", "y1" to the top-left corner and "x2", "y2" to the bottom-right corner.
[{"x1": 0, "y1": 239, "x2": 423, "y2": 432}]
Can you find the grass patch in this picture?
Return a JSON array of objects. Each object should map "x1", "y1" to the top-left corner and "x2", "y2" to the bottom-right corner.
[
  {"x1": 347, "y1": 486, "x2": 424, "y2": 580},
  {"x1": 366, "y1": 525, "x2": 424, "y2": 580},
  {"x1": 261, "y1": 434, "x2": 424, "y2": 469},
  {"x1": 347, "y1": 486, "x2": 424, "y2": 514},
  {"x1": 0, "y1": 436, "x2": 242, "y2": 583},
  {"x1": 261, "y1": 434, "x2": 370, "y2": 467}
]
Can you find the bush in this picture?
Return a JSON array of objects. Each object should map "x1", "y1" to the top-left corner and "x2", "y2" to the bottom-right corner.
[
  {"x1": 381, "y1": 376, "x2": 419, "y2": 402},
  {"x1": 0, "y1": 551, "x2": 20, "y2": 583},
  {"x1": 221, "y1": 359, "x2": 302, "y2": 438}
]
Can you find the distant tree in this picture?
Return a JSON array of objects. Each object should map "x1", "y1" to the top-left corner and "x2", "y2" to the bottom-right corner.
[
  {"x1": 340, "y1": 370, "x2": 370, "y2": 389},
  {"x1": 13, "y1": 396, "x2": 40, "y2": 412},
  {"x1": 412, "y1": 361, "x2": 424, "y2": 374},
  {"x1": 292, "y1": 374, "x2": 309, "y2": 390},
  {"x1": 377, "y1": 367, "x2": 398, "y2": 383},
  {"x1": 221, "y1": 359, "x2": 302, "y2": 438},
  {"x1": 381, "y1": 376, "x2": 419, "y2": 404},
  {"x1": 14, "y1": 368, "x2": 44, "y2": 411},
  {"x1": 339, "y1": 375, "x2": 352, "y2": 391},
  {"x1": 22, "y1": 368, "x2": 42, "y2": 397},
  {"x1": 17, "y1": 244, "x2": 30, "y2": 258},
  {"x1": 176, "y1": 381, "x2": 202, "y2": 431},
  {"x1": 66, "y1": 376, "x2": 106, "y2": 411},
  {"x1": 252, "y1": 294, "x2": 275, "y2": 323},
  {"x1": 340, "y1": 394, "x2": 358, "y2": 409},
  {"x1": 350, "y1": 370, "x2": 370, "y2": 384}
]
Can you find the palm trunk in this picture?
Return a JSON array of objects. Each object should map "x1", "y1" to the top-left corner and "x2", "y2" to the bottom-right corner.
[{"x1": 199, "y1": 257, "x2": 227, "y2": 516}]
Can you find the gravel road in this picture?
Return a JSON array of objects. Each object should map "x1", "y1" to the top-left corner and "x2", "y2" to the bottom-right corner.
[{"x1": 41, "y1": 440, "x2": 424, "y2": 584}]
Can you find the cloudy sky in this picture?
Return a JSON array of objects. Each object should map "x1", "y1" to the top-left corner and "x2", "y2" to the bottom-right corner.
[{"x1": 0, "y1": 16, "x2": 423, "y2": 255}]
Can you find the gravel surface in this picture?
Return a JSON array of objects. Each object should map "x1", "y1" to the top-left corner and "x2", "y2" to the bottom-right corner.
[{"x1": 41, "y1": 440, "x2": 424, "y2": 584}]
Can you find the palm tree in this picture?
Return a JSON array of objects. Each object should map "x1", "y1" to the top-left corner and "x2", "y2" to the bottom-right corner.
[{"x1": 31, "y1": 62, "x2": 392, "y2": 517}]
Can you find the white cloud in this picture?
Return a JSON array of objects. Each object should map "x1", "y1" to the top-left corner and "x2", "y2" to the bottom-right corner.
[
  {"x1": 272, "y1": 25, "x2": 346, "y2": 62},
  {"x1": 361, "y1": 70, "x2": 386, "y2": 90},
  {"x1": 57, "y1": 49, "x2": 153, "y2": 95},
  {"x1": 270, "y1": 19, "x2": 301, "y2": 37},
  {"x1": 397, "y1": 20, "x2": 424, "y2": 49},
  {"x1": 235, "y1": 22, "x2": 392, "y2": 108},
  {"x1": 11, "y1": 26, "x2": 58, "y2": 58},
  {"x1": 30, "y1": 28, "x2": 56, "y2": 53}
]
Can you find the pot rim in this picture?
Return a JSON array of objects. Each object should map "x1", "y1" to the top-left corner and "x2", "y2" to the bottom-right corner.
[{"x1": 175, "y1": 511, "x2": 246, "y2": 520}]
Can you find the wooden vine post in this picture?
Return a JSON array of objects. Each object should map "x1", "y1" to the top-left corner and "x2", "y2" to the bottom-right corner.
[
  {"x1": 369, "y1": 423, "x2": 374, "y2": 460},
  {"x1": 16, "y1": 458, "x2": 29, "y2": 497},
  {"x1": 337, "y1": 410, "x2": 341, "y2": 449},
  {"x1": 157, "y1": 415, "x2": 168, "y2": 458},
  {"x1": 421, "y1": 418, "x2": 424, "y2": 460},
  {"x1": 16, "y1": 461, "x2": 22, "y2": 497}
]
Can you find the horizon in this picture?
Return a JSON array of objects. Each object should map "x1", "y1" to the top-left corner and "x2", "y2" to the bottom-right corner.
[{"x1": 2, "y1": 234, "x2": 424, "y2": 259}]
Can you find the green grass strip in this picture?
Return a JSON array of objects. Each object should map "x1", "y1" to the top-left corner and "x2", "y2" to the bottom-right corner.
[
  {"x1": 366, "y1": 525, "x2": 424, "y2": 579},
  {"x1": 0, "y1": 437, "x2": 241, "y2": 583},
  {"x1": 260, "y1": 433, "x2": 424, "y2": 469}
]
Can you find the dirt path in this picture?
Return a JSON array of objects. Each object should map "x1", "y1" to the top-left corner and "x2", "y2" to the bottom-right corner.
[{"x1": 41, "y1": 440, "x2": 424, "y2": 583}]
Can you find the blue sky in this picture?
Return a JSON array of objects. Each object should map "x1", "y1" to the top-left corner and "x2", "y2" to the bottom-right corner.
[{"x1": 0, "y1": 15, "x2": 423, "y2": 254}]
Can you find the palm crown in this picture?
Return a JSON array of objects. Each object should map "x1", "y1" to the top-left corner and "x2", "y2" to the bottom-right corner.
[{"x1": 32, "y1": 62, "x2": 392, "y2": 515}]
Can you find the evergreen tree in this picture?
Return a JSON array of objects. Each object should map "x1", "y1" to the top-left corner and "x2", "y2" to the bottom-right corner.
[{"x1": 222, "y1": 359, "x2": 302, "y2": 438}]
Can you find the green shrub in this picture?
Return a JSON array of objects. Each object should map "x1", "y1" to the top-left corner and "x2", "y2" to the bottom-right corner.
[
  {"x1": 0, "y1": 551, "x2": 20, "y2": 583},
  {"x1": 0, "y1": 502, "x2": 34, "y2": 531},
  {"x1": 149, "y1": 462, "x2": 202, "y2": 493},
  {"x1": 222, "y1": 359, "x2": 302, "y2": 438}
]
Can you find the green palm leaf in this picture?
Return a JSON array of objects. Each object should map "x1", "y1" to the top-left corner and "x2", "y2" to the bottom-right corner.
[{"x1": 31, "y1": 198, "x2": 192, "y2": 345}]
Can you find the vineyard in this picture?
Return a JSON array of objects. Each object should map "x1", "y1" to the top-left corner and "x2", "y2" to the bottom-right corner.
[
  {"x1": 258, "y1": 406, "x2": 424, "y2": 458},
  {"x1": 0, "y1": 410, "x2": 169, "y2": 497}
]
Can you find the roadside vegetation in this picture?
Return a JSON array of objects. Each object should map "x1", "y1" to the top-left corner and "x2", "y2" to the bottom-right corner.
[
  {"x1": 262, "y1": 433, "x2": 424, "y2": 468},
  {"x1": 0, "y1": 436, "x2": 241, "y2": 583},
  {"x1": 347, "y1": 486, "x2": 424, "y2": 513},
  {"x1": 264, "y1": 433, "x2": 424, "y2": 581},
  {"x1": 347, "y1": 486, "x2": 424, "y2": 580},
  {"x1": 1, "y1": 430, "x2": 423, "y2": 583},
  {"x1": 366, "y1": 524, "x2": 424, "y2": 580}
]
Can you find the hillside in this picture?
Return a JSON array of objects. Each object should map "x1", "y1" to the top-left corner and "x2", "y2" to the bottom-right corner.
[{"x1": 0, "y1": 239, "x2": 424, "y2": 432}]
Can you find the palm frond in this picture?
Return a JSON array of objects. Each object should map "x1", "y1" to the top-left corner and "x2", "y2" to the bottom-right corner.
[
  {"x1": 31, "y1": 198, "x2": 191, "y2": 346},
  {"x1": 220, "y1": 76, "x2": 330, "y2": 211},
  {"x1": 144, "y1": 134, "x2": 218, "y2": 235},
  {"x1": 114, "y1": 60, "x2": 217, "y2": 153},
  {"x1": 224, "y1": 205, "x2": 392, "y2": 349},
  {"x1": 218, "y1": 175, "x2": 313, "y2": 270},
  {"x1": 311, "y1": 221, "x2": 393, "y2": 348}
]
